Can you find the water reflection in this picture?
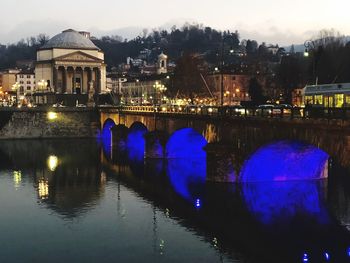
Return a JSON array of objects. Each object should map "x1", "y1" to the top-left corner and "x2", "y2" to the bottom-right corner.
[
  {"x1": 241, "y1": 181, "x2": 330, "y2": 225},
  {"x1": 102, "y1": 137, "x2": 350, "y2": 262},
  {"x1": 167, "y1": 158, "x2": 206, "y2": 206},
  {"x1": 2, "y1": 138, "x2": 350, "y2": 262},
  {"x1": 0, "y1": 140, "x2": 104, "y2": 219}
]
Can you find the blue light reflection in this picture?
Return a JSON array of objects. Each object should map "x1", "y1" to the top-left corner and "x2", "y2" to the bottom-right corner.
[
  {"x1": 167, "y1": 158, "x2": 206, "y2": 204},
  {"x1": 242, "y1": 181, "x2": 330, "y2": 225},
  {"x1": 240, "y1": 141, "x2": 329, "y2": 182},
  {"x1": 324, "y1": 252, "x2": 330, "y2": 261}
]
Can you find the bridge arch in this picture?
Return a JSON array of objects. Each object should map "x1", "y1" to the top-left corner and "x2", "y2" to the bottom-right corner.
[
  {"x1": 239, "y1": 140, "x2": 329, "y2": 182},
  {"x1": 126, "y1": 122, "x2": 148, "y2": 162},
  {"x1": 166, "y1": 128, "x2": 207, "y2": 159}
]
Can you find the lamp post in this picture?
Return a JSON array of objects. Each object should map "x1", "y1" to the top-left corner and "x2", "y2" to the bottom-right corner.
[
  {"x1": 11, "y1": 82, "x2": 20, "y2": 106},
  {"x1": 304, "y1": 40, "x2": 318, "y2": 85},
  {"x1": 218, "y1": 36, "x2": 234, "y2": 106},
  {"x1": 153, "y1": 81, "x2": 167, "y2": 105}
]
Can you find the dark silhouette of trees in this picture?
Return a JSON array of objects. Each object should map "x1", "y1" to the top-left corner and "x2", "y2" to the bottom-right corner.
[
  {"x1": 277, "y1": 55, "x2": 306, "y2": 103},
  {"x1": 249, "y1": 77, "x2": 265, "y2": 105},
  {"x1": 171, "y1": 53, "x2": 207, "y2": 101}
]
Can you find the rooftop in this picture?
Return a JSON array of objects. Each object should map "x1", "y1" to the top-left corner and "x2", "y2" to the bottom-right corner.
[{"x1": 40, "y1": 29, "x2": 100, "y2": 50}]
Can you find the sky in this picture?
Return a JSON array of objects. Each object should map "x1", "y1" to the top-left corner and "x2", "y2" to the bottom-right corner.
[{"x1": 1, "y1": 0, "x2": 349, "y2": 46}]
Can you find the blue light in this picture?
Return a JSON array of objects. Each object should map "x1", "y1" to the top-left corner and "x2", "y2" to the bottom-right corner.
[
  {"x1": 240, "y1": 141, "x2": 329, "y2": 182},
  {"x1": 166, "y1": 128, "x2": 207, "y2": 158},
  {"x1": 195, "y1": 198, "x2": 201, "y2": 208},
  {"x1": 347, "y1": 247, "x2": 350, "y2": 257},
  {"x1": 242, "y1": 181, "x2": 330, "y2": 225},
  {"x1": 167, "y1": 158, "x2": 206, "y2": 203},
  {"x1": 101, "y1": 119, "x2": 116, "y2": 159},
  {"x1": 126, "y1": 122, "x2": 148, "y2": 162},
  {"x1": 303, "y1": 253, "x2": 309, "y2": 262},
  {"x1": 324, "y1": 252, "x2": 330, "y2": 260}
]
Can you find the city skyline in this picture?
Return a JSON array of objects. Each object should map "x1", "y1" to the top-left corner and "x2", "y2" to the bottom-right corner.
[{"x1": 1, "y1": 0, "x2": 349, "y2": 45}]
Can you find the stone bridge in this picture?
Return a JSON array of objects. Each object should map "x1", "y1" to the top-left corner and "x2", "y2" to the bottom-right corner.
[{"x1": 100, "y1": 107, "x2": 350, "y2": 182}]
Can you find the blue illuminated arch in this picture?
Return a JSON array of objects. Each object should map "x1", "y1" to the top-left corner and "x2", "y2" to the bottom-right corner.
[
  {"x1": 126, "y1": 122, "x2": 148, "y2": 162},
  {"x1": 166, "y1": 128, "x2": 207, "y2": 158},
  {"x1": 240, "y1": 140, "x2": 329, "y2": 182},
  {"x1": 101, "y1": 119, "x2": 116, "y2": 158}
]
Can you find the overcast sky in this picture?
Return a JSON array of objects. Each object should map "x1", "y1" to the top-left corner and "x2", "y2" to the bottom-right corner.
[{"x1": 0, "y1": 0, "x2": 348, "y2": 46}]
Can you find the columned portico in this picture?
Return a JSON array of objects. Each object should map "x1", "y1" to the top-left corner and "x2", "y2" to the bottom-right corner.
[{"x1": 52, "y1": 64, "x2": 104, "y2": 95}]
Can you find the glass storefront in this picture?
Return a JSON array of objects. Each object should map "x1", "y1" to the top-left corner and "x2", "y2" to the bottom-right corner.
[{"x1": 334, "y1": 94, "x2": 344, "y2": 108}]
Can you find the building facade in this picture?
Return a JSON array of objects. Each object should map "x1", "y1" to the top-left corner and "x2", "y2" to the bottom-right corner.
[
  {"x1": 35, "y1": 29, "x2": 107, "y2": 95},
  {"x1": 0, "y1": 69, "x2": 21, "y2": 92},
  {"x1": 303, "y1": 83, "x2": 350, "y2": 108},
  {"x1": 206, "y1": 73, "x2": 251, "y2": 105},
  {"x1": 121, "y1": 79, "x2": 167, "y2": 105},
  {"x1": 16, "y1": 69, "x2": 35, "y2": 96}
]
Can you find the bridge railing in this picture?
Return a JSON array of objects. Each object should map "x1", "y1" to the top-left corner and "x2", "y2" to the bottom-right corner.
[{"x1": 114, "y1": 105, "x2": 350, "y2": 120}]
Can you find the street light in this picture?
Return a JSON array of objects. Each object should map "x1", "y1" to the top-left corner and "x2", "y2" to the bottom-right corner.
[
  {"x1": 218, "y1": 35, "x2": 234, "y2": 106},
  {"x1": 153, "y1": 81, "x2": 167, "y2": 105},
  {"x1": 38, "y1": 79, "x2": 48, "y2": 92},
  {"x1": 11, "y1": 82, "x2": 20, "y2": 106},
  {"x1": 304, "y1": 40, "x2": 318, "y2": 85}
]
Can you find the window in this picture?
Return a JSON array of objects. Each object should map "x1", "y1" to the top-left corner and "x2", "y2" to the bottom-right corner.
[
  {"x1": 346, "y1": 95, "x2": 350, "y2": 105},
  {"x1": 315, "y1": 95, "x2": 323, "y2": 105},
  {"x1": 334, "y1": 94, "x2": 344, "y2": 108},
  {"x1": 305, "y1": 95, "x2": 313, "y2": 104},
  {"x1": 27, "y1": 75, "x2": 31, "y2": 78},
  {"x1": 20, "y1": 81, "x2": 24, "y2": 84},
  {"x1": 27, "y1": 86, "x2": 31, "y2": 91},
  {"x1": 27, "y1": 81, "x2": 31, "y2": 84}
]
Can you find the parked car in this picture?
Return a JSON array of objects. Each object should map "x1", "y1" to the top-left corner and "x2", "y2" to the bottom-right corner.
[{"x1": 256, "y1": 104, "x2": 274, "y2": 115}]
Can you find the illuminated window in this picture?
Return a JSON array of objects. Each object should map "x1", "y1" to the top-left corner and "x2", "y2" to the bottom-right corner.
[
  {"x1": 314, "y1": 95, "x2": 323, "y2": 105},
  {"x1": 305, "y1": 96, "x2": 313, "y2": 104},
  {"x1": 345, "y1": 95, "x2": 350, "y2": 105},
  {"x1": 324, "y1": 96, "x2": 334, "y2": 107},
  {"x1": 334, "y1": 94, "x2": 344, "y2": 108}
]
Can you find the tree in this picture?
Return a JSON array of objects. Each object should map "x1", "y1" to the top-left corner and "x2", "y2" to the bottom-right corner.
[
  {"x1": 249, "y1": 77, "x2": 264, "y2": 105},
  {"x1": 277, "y1": 55, "x2": 306, "y2": 102},
  {"x1": 171, "y1": 53, "x2": 207, "y2": 101},
  {"x1": 245, "y1": 39, "x2": 258, "y2": 54}
]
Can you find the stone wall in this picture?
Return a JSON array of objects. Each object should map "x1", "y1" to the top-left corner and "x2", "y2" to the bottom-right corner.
[{"x1": 0, "y1": 108, "x2": 99, "y2": 139}]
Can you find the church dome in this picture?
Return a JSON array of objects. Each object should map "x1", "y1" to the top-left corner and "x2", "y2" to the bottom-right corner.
[{"x1": 41, "y1": 29, "x2": 99, "y2": 50}]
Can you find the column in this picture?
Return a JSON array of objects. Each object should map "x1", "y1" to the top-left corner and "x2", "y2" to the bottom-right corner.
[
  {"x1": 111, "y1": 125, "x2": 129, "y2": 152},
  {"x1": 81, "y1": 67, "x2": 85, "y2": 94},
  {"x1": 96, "y1": 68, "x2": 101, "y2": 94},
  {"x1": 144, "y1": 131, "x2": 168, "y2": 159},
  {"x1": 88, "y1": 67, "x2": 93, "y2": 92},
  {"x1": 72, "y1": 67, "x2": 76, "y2": 94},
  {"x1": 53, "y1": 66, "x2": 58, "y2": 93},
  {"x1": 62, "y1": 66, "x2": 67, "y2": 93}
]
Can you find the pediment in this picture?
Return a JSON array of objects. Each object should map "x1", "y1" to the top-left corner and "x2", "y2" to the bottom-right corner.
[{"x1": 54, "y1": 51, "x2": 102, "y2": 62}]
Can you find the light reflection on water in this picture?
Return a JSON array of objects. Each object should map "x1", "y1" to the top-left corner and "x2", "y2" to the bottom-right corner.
[{"x1": 1, "y1": 139, "x2": 350, "y2": 262}]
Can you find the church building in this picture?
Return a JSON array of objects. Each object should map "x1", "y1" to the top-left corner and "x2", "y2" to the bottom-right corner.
[{"x1": 35, "y1": 29, "x2": 106, "y2": 96}]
